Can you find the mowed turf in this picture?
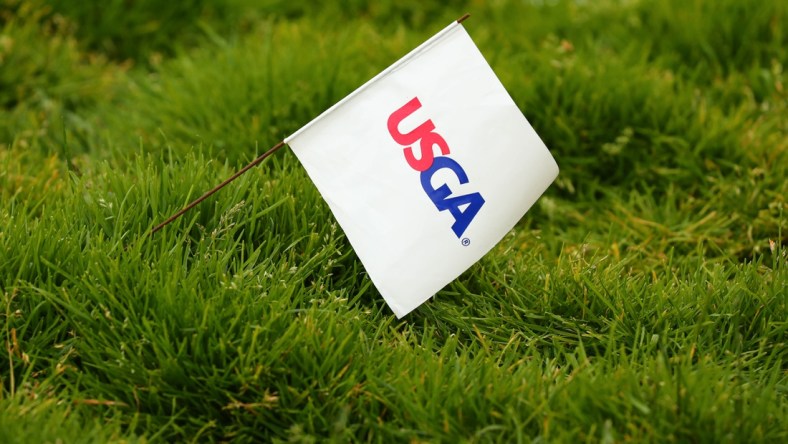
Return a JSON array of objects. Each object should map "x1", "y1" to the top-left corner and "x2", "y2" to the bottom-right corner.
[{"x1": 1, "y1": 0, "x2": 786, "y2": 442}]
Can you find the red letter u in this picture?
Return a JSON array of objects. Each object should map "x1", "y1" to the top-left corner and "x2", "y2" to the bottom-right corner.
[{"x1": 387, "y1": 97, "x2": 435, "y2": 146}]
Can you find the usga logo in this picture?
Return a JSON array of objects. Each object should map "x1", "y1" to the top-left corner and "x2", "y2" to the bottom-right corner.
[{"x1": 387, "y1": 97, "x2": 485, "y2": 238}]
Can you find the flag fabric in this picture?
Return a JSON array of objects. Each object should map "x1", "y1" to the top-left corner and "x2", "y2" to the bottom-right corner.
[{"x1": 285, "y1": 20, "x2": 558, "y2": 318}]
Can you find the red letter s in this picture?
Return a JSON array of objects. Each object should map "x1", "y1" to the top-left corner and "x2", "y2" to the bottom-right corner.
[{"x1": 404, "y1": 132, "x2": 450, "y2": 172}]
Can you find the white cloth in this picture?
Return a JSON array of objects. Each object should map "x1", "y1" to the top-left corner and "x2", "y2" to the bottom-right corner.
[{"x1": 285, "y1": 22, "x2": 558, "y2": 317}]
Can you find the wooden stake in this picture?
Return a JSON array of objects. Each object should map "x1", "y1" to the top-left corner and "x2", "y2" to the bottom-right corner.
[{"x1": 150, "y1": 141, "x2": 286, "y2": 235}]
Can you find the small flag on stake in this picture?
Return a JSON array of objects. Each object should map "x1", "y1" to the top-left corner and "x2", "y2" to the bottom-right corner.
[
  {"x1": 285, "y1": 17, "x2": 558, "y2": 317},
  {"x1": 152, "y1": 15, "x2": 558, "y2": 318}
]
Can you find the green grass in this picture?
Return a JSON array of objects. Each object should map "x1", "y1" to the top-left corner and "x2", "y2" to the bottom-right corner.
[{"x1": 1, "y1": 0, "x2": 786, "y2": 441}]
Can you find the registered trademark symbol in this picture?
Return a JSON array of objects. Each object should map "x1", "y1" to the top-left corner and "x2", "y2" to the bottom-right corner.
[{"x1": 461, "y1": 238, "x2": 471, "y2": 247}]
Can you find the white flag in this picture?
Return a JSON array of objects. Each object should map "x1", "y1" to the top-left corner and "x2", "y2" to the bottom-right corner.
[{"x1": 285, "y1": 20, "x2": 558, "y2": 317}]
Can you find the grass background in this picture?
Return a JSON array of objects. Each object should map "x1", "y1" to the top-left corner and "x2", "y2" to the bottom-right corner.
[{"x1": 1, "y1": 0, "x2": 786, "y2": 441}]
